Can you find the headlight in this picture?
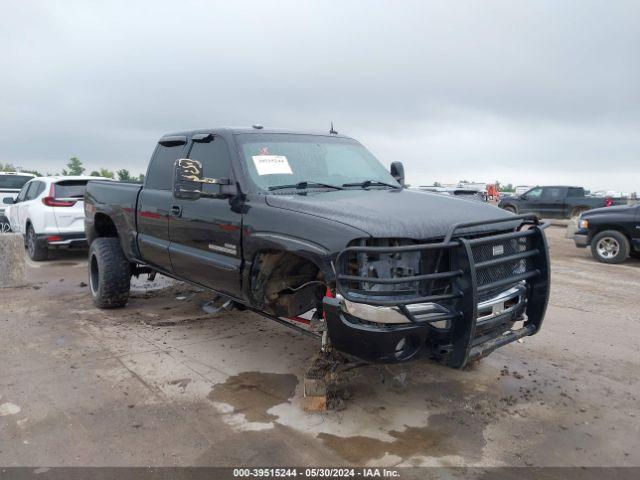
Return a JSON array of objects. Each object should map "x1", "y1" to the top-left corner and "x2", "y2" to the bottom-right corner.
[{"x1": 579, "y1": 218, "x2": 589, "y2": 230}]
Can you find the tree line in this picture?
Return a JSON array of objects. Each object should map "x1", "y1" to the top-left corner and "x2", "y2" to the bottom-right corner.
[{"x1": 0, "y1": 157, "x2": 145, "y2": 183}]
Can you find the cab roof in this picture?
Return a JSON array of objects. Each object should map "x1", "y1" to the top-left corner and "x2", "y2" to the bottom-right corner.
[{"x1": 159, "y1": 126, "x2": 352, "y2": 141}]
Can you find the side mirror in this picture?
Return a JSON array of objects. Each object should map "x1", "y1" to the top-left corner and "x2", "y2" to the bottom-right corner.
[
  {"x1": 3, "y1": 197, "x2": 15, "y2": 205},
  {"x1": 390, "y1": 161, "x2": 405, "y2": 186},
  {"x1": 174, "y1": 158, "x2": 234, "y2": 199}
]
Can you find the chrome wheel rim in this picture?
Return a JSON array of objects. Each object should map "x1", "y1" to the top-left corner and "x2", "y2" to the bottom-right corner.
[{"x1": 597, "y1": 237, "x2": 619, "y2": 258}]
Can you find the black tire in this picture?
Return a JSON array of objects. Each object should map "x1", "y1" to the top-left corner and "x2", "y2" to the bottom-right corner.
[
  {"x1": 89, "y1": 238, "x2": 131, "y2": 308},
  {"x1": 503, "y1": 205, "x2": 517, "y2": 214},
  {"x1": 26, "y1": 224, "x2": 48, "y2": 261},
  {"x1": 590, "y1": 230, "x2": 629, "y2": 264}
]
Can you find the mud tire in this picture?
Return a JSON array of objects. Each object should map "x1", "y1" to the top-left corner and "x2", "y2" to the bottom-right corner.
[{"x1": 89, "y1": 238, "x2": 130, "y2": 308}]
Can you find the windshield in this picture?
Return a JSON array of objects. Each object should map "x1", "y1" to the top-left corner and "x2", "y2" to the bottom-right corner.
[
  {"x1": 235, "y1": 133, "x2": 399, "y2": 191},
  {"x1": 0, "y1": 175, "x2": 33, "y2": 189}
]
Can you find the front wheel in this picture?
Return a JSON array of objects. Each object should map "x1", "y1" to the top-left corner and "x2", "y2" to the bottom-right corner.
[
  {"x1": 89, "y1": 238, "x2": 131, "y2": 308},
  {"x1": 591, "y1": 230, "x2": 629, "y2": 264},
  {"x1": 26, "y1": 224, "x2": 48, "y2": 261}
]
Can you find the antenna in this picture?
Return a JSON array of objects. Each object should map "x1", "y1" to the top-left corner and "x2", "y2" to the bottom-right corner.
[{"x1": 329, "y1": 122, "x2": 338, "y2": 135}]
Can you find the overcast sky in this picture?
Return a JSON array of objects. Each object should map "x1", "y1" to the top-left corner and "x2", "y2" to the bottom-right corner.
[{"x1": 1, "y1": 0, "x2": 638, "y2": 191}]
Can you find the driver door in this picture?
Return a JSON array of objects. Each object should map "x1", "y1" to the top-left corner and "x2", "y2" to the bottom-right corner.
[
  {"x1": 168, "y1": 134, "x2": 243, "y2": 298},
  {"x1": 520, "y1": 187, "x2": 543, "y2": 216}
]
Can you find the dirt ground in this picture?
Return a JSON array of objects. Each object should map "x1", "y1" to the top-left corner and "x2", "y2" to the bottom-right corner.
[{"x1": 1, "y1": 226, "x2": 639, "y2": 468}]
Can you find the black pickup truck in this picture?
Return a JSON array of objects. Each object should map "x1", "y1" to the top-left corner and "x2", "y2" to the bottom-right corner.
[
  {"x1": 574, "y1": 204, "x2": 640, "y2": 264},
  {"x1": 498, "y1": 186, "x2": 622, "y2": 219},
  {"x1": 85, "y1": 127, "x2": 550, "y2": 367}
]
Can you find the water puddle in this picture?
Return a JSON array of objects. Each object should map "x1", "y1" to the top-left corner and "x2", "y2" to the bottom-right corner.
[{"x1": 208, "y1": 372, "x2": 298, "y2": 423}]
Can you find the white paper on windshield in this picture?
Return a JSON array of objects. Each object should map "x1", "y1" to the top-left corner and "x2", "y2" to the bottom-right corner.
[{"x1": 252, "y1": 155, "x2": 293, "y2": 175}]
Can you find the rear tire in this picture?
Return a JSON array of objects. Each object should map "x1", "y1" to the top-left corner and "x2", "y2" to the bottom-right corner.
[
  {"x1": 591, "y1": 230, "x2": 629, "y2": 264},
  {"x1": 26, "y1": 224, "x2": 48, "y2": 261},
  {"x1": 89, "y1": 238, "x2": 131, "y2": 308}
]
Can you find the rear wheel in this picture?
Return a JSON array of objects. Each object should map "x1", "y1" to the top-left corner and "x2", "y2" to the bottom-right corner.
[
  {"x1": 26, "y1": 224, "x2": 48, "y2": 261},
  {"x1": 89, "y1": 238, "x2": 131, "y2": 308},
  {"x1": 591, "y1": 230, "x2": 629, "y2": 264}
]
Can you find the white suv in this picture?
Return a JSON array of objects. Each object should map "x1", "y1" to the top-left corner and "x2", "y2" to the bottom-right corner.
[
  {"x1": 0, "y1": 172, "x2": 36, "y2": 232},
  {"x1": 4, "y1": 176, "x2": 111, "y2": 260}
]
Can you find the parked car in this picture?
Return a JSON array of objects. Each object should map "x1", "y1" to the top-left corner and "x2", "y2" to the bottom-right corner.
[
  {"x1": 4, "y1": 176, "x2": 110, "y2": 260},
  {"x1": 0, "y1": 172, "x2": 35, "y2": 232},
  {"x1": 498, "y1": 186, "x2": 624, "y2": 219},
  {"x1": 574, "y1": 204, "x2": 640, "y2": 264},
  {"x1": 85, "y1": 127, "x2": 550, "y2": 368}
]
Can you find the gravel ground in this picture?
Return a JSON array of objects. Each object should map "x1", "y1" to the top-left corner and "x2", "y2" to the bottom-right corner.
[{"x1": 0, "y1": 226, "x2": 638, "y2": 468}]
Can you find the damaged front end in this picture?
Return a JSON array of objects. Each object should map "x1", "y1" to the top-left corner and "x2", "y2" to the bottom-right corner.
[{"x1": 324, "y1": 215, "x2": 550, "y2": 368}]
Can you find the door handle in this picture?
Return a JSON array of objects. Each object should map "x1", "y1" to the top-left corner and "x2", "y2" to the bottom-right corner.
[{"x1": 170, "y1": 205, "x2": 182, "y2": 217}]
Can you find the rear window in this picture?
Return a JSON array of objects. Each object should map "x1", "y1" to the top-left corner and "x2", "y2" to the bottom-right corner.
[
  {"x1": 0, "y1": 175, "x2": 33, "y2": 189},
  {"x1": 54, "y1": 180, "x2": 90, "y2": 198}
]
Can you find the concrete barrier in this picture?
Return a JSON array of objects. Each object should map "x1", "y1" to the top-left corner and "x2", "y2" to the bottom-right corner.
[
  {"x1": 0, "y1": 233, "x2": 25, "y2": 287},
  {"x1": 564, "y1": 217, "x2": 579, "y2": 239}
]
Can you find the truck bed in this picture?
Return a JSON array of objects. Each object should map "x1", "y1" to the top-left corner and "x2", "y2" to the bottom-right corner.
[{"x1": 85, "y1": 181, "x2": 143, "y2": 259}]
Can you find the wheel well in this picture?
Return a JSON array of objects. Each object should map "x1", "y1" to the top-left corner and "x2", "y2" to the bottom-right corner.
[
  {"x1": 94, "y1": 213, "x2": 118, "y2": 238},
  {"x1": 591, "y1": 226, "x2": 630, "y2": 242},
  {"x1": 249, "y1": 250, "x2": 326, "y2": 317}
]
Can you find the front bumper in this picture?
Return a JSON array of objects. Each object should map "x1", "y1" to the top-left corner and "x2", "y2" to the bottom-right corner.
[
  {"x1": 574, "y1": 232, "x2": 589, "y2": 248},
  {"x1": 327, "y1": 214, "x2": 550, "y2": 368}
]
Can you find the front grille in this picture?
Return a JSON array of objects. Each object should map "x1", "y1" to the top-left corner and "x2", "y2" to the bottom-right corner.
[
  {"x1": 471, "y1": 236, "x2": 533, "y2": 298},
  {"x1": 335, "y1": 216, "x2": 544, "y2": 313}
]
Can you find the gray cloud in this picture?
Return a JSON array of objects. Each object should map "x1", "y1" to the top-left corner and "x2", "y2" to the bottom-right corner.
[{"x1": 1, "y1": 0, "x2": 638, "y2": 191}]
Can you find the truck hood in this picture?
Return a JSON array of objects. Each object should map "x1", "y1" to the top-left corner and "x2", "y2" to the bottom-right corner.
[
  {"x1": 582, "y1": 204, "x2": 637, "y2": 217},
  {"x1": 265, "y1": 189, "x2": 518, "y2": 239}
]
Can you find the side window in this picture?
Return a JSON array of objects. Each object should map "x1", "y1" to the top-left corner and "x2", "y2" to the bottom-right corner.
[
  {"x1": 146, "y1": 144, "x2": 185, "y2": 190},
  {"x1": 542, "y1": 187, "x2": 563, "y2": 199},
  {"x1": 16, "y1": 183, "x2": 31, "y2": 202},
  {"x1": 567, "y1": 187, "x2": 583, "y2": 197},
  {"x1": 34, "y1": 181, "x2": 46, "y2": 197},
  {"x1": 525, "y1": 187, "x2": 543, "y2": 199},
  {"x1": 24, "y1": 181, "x2": 41, "y2": 201},
  {"x1": 187, "y1": 136, "x2": 232, "y2": 194}
]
